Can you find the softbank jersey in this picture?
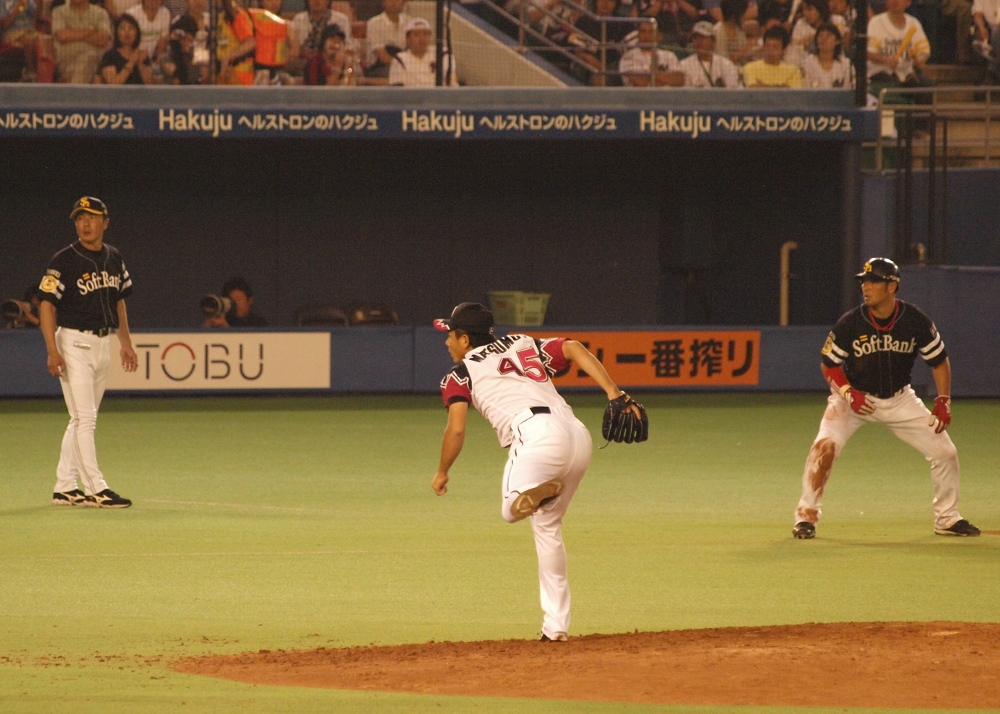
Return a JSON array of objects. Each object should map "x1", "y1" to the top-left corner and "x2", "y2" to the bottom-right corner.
[
  {"x1": 441, "y1": 334, "x2": 573, "y2": 447},
  {"x1": 38, "y1": 242, "x2": 133, "y2": 331},
  {"x1": 821, "y1": 300, "x2": 947, "y2": 399}
]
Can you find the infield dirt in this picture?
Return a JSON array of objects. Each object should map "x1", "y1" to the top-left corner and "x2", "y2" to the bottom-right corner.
[{"x1": 178, "y1": 621, "x2": 1000, "y2": 708}]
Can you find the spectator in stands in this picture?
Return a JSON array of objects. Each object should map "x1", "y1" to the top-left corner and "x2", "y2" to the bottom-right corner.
[
  {"x1": 802, "y1": 21, "x2": 853, "y2": 85},
  {"x1": 215, "y1": 0, "x2": 255, "y2": 84},
  {"x1": 160, "y1": 12, "x2": 204, "y2": 82},
  {"x1": 626, "y1": 0, "x2": 705, "y2": 46},
  {"x1": 365, "y1": 0, "x2": 409, "y2": 79},
  {"x1": 678, "y1": 19, "x2": 741, "y2": 84},
  {"x1": 972, "y1": 0, "x2": 1000, "y2": 79},
  {"x1": 304, "y1": 24, "x2": 359, "y2": 82},
  {"x1": 251, "y1": 0, "x2": 296, "y2": 83},
  {"x1": 293, "y1": 0, "x2": 351, "y2": 65},
  {"x1": 742, "y1": 24, "x2": 802, "y2": 84},
  {"x1": 103, "y1": 0, "x2": 131, "y2": 22},
  {"x1": 867, "y1": 0, "x2": 933, "y2": 92},
  {"x1": 785, "y1": 0, "x2": 830, "y2": 67},
  {"x1": 1, "y1": 0, "x2": 39, "y2": 80},
  {"x1": 127, "y1": 0, "x2": 171, "y2": 59},
  {"x1": 940, "y1": 0, "x2": 973, "y2": 63},
  {"x1": 202, "y1": 277, "x2": 267, "y2": 328},
  {"x1": 570, "y1": 0, "x2": 630, "y2": 85},
  {"x1": 164, "y1": 0, "x2": 199, "y2": 21},
  {"x1": 389, "y1": 16, "x2": 458, "y2": 85},
  {"x1": 714, "y1": 0, "x2": 760, "y2": 64},
  {"x1": 756, "y1": 0, "x2": 791, "y2": 31},
  {"x1": 828, "y1": 0, "x2": 853, "y2": 44},
  {"x1": 98, "y1": 13, "x2": 155, "y2": 81},
  {"x1": 618, "y1": 19, "x2": 684, "y2": 85},
  {"x1": 52, "y1": 0, "x2": 111, "y2": 82}
]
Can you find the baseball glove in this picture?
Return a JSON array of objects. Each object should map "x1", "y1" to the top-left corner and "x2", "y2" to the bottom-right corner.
[{"x1": 602, "y1": 392, "x2": 649, "y2": 444}]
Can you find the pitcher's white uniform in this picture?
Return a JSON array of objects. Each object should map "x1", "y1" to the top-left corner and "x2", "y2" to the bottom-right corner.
[{"x1": 440, "y1": 334, "x2": 593, "y2": 639}]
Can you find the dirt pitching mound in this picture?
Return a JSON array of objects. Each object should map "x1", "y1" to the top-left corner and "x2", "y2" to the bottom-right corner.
[{"x1": 178, "y1": 621, "x2": 1000, "y2": 708}]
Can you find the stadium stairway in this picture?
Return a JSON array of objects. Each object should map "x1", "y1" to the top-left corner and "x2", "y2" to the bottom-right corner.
[{"x1": 408, "y1": 1, "x2": 577, "y2": 86}]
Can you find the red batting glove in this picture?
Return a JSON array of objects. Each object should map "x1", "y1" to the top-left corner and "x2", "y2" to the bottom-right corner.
[
  {"x1": 824, "y1": 365, "x2": 875, "y2": 415},
  {"x1": 928, "y1": 395, "x2": 951, "y2": 433},
  {"x1": 844, "y1": 387, "x2": 875, "y2": 415}
]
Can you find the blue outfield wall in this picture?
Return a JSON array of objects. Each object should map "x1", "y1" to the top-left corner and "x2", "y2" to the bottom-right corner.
[
  {"x1": 3, "y1": 318, "x2": 996, "y2": 397},
  {"x1": 3, "y1": 325, "x2": 829, "y2": 397}
]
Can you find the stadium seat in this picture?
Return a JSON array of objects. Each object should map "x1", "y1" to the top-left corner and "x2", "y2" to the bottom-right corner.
[
  {"x1": 345, "y1": 302, "x2": 399, "y2": 326},
  {"x1": 294, "y1": 303, "x2": 348, "y2": 326}
]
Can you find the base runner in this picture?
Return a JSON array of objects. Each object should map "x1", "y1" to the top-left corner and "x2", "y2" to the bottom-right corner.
[
  {"x1": 432, "y1": 303, "x2": 648, "y2": 641},
  {"x1": 793, "y1": 258, "x2": 979, "y2": 539}
]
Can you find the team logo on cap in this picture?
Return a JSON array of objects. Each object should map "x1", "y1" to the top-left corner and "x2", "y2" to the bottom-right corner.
[
  {"x1": 862, "y1": 262, "x2": 873, "y2": 273},
  {"x1": 80, "y1": 198, "x2": 91, "y2": 208}
]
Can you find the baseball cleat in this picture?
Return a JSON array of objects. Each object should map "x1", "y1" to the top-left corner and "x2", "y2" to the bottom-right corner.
[
  {"x1": 84, "y1": 489, "x2": 132, "y2": 509},
  {"x1": 792, "y1": 522, "x2": 816, "y2": 539},
  {"x1": 935, "y1": 519, "x2": 980, "y2": 537},
  {"x1": 510, "y1": 479, "x2": 563, "y2": 520},
  {"x1": 540, "y1": 632, "x2": 568, "y2": 642},
  {"x1": 52, "y1": 489, "x2": 87, "y2": 506}
]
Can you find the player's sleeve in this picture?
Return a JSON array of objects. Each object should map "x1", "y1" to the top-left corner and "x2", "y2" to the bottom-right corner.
[
  {"x1": 916, "y1": 313, "x2": 948, "y2": 367},
  {"x1": 37, "y1": 257, "x2": 67, "y2": 306},
  {"x1": 820, "y1": 317, "x2": 852, "y2": 368},
  {"x1": 536, "y1": 337, "x2": 571, "y2": 377},
  {"x1": 440, "y1": 362, "x2": 472, "y2": 407},
  {"x1": 909, "y1": 20, "x2": 931, "y2": 61},
  {"x1": 119, "y1": 258, "x2": 133, "y2": 300}
]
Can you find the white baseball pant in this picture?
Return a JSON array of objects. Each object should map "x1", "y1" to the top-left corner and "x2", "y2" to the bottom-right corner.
[
  {"x1": 502, "y1": 409, "x2": 592, "y2": 640},
  {"x1": 795, "y1": 386, "x2": 963, "y2": 531},
  {"x1": 54, "y1": 327, "x2": 111, "y2": 496}
]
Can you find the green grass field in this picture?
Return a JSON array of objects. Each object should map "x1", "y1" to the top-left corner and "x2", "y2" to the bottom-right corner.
[{"x1": 1, "y1": 393, "x2": 998, "y2": 713}]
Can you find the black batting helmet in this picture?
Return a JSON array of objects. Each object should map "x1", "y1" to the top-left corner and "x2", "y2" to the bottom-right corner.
[{"x1": 855, "y1": 257, "x2": 900, "y2": 283}]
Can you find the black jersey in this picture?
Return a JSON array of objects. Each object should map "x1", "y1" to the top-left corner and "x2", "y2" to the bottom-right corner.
[
  {"x1": 37, "y1": 242, "x2": 133, "y2": 331},
  {"x1": 820, "y1": 300, "x2": 947, "y2": 398}
]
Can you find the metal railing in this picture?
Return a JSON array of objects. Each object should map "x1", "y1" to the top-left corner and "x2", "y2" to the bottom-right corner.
[
  {"x1": 873, "y1": 86, "x2": 1000, "y2": 170},
  {"x1": 870, "y1": 86, "x2": 1000, "y2": 265},
  {"x1": 473, "y1": 0, "x2": 664, "y2": 84}
]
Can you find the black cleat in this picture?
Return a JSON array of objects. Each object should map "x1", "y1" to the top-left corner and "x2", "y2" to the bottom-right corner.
[
  {"x1": 935, "y1": 519, "x2": 980, "y2": 537},
  {"x1": 793, "y1": 522, "x2": 816, "y2": 539},
  {"x1": 540, "y1": 632, "x2": 568, "y2": 642},
  {"x1": 52, "y1": 489, "x2": 87, "y2": 506},
  {"x1": 84, "y1": 489, "x2": 132, "y2": 509}
]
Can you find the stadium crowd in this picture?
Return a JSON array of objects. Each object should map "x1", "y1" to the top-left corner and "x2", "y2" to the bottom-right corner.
[{"x1": 1, "y1": 0, "x2": 997, "y2": 84}]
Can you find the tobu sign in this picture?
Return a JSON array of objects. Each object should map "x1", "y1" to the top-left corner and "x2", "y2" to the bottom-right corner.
[
  {"x1": 527, "y1": 330, "x2": 760, "y2": 388},
  {"x1": 106, "y1": 333, "x2": 331, "y2": 390}
]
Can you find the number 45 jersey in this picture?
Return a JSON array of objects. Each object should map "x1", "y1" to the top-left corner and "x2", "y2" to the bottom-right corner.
[{"x1": 440, "y1": 334, "x2": 575, "y2": 447}]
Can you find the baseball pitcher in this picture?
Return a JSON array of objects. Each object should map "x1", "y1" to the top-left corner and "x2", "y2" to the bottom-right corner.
[{"x1": 432, "y1": 302, "x2": 647, "y2": 642}]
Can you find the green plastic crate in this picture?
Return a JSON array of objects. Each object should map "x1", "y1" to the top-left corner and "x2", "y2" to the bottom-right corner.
[{"x1": 488, "y1": 291, "x2": 551, "y2": 326}]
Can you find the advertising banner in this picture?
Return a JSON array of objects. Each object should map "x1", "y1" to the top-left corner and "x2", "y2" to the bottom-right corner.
[
  {"x1": 527, "y1": 330, "x2": 761, "y2": 388},
  {"x1": 107, "y1": 332, "x2": 331, "y2": 390},
  {"x1": 0, "y1": 107, "x2": 878, "y2": 141}
]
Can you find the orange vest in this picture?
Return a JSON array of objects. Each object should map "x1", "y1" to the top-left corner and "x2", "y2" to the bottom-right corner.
[
  {"x1": 248, "y1": 8, "x2": 289, "y2": 68},
  {"x1": 217, "y1": 8, "x2": 255, "y2": 85}
]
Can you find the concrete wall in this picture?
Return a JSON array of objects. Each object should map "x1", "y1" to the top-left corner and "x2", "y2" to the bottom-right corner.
[{"x1": 1, "y1": 138, "x2": 849, "y2": 330}]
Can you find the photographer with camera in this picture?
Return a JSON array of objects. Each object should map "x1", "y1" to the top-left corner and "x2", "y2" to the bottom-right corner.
[
  {"x1": 3, "y1": 285, "x2": 42, "y2": 329},
  {"x1": 201, "y1": 276, "x2": 267, "y2": 327}
]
